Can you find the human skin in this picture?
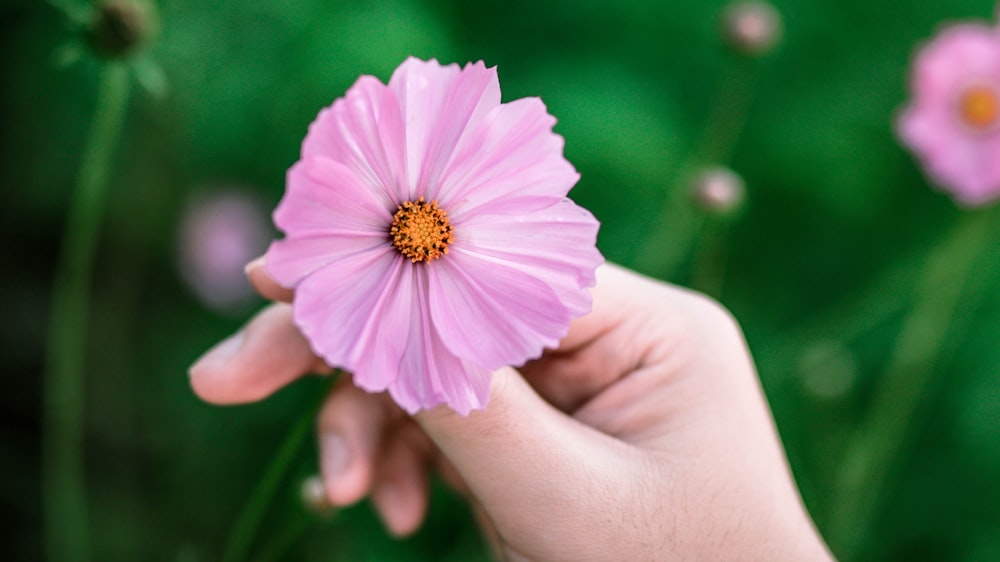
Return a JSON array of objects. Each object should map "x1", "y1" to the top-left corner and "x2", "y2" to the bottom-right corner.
[{"x1": 190, "y1": 261, "x2": 834, "y2": 561}]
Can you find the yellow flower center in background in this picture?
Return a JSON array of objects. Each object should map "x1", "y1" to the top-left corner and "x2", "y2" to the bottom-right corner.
[
  {"x1": 958, "y1": 84, "x2": 1000, "y2": 130},
  {"x1": 390, "y1": 197, "x2": 454, "y2": 263}
]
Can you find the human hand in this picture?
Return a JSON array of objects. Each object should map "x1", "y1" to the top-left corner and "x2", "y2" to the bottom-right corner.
[{"x1": 190, "y1": 260, "x2": 832, "y2": 561}]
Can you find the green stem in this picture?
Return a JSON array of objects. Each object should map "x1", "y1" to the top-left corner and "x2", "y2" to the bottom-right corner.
[
  {"x1": 250, "y1": 511, "x2": 319, "y2": 562},
  {"x1": 753, "y1": 247, "x2": 917, "y2": 373},
  {"x1": 825, "y1": 208, "x2": 997, "y2": 560},
  {"x1": 221, "y1": 381, "x2": 334, "y2": 562},
  {"x1": 635, "y1": 57, "x2": 758, "y2": 279},
  {"x1": 42, "y1": 62, "x2": 130, "y2": 562},
  {"x1": 688, "y1": 219, "x2": 731, "y2": 298}
]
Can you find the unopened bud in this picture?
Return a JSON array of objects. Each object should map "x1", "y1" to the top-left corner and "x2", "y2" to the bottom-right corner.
[
  {"x1": 89, "y1": 0, "x2": 157, "y2": 59},
  {"x1": 691, "y1": 166, "x2": 746, "y2": 216},
  {"x1": 721, "y1": 1, "x2": 783, "y2": 57},
  {"x1": 300, "y1": 475, "x2": 334, "y2": 515},
  {"x1": 798, "y1": 341, "x2": 858, "y2": 401}
]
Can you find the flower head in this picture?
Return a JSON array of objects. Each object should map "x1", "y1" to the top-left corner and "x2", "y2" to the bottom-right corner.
[
  {"x1": 178, "y1": 188, "x2": 270, "y2": 313},
  {"x1": 691, "y1": 166, "x2": 746, "y2": 216},
  {"x1": 898, "y1": 23, "x2": 1000, "y2": 206},
  {"x1": 721, "y1": 1, "x2": 783, "y2": 57},
  {"x1": 266, "y1": 58, "x2": 602, "y2": 414}
]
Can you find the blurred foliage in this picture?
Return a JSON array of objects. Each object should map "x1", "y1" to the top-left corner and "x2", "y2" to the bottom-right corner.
[{"x1": 3, "y1": 0, "x2": 1000, "y2": 560}]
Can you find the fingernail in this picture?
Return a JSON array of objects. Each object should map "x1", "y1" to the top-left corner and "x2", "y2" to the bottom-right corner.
[
  {"x1": 321, "y1": 432, "x2": 351, "y2": 481},
  {"x1": 189, "y1": 331, "x2": 244, "y2": 375},
  {"x1": 244, "y1": 256, "x2": 265, "y2": 277},
  {"x1": 374, "y1": 481, "x2": 403, "y2": 535}
]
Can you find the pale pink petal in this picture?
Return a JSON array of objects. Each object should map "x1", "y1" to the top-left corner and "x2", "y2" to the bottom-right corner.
[
  {"x1": 302, "y1": 76, "x2": 408, "y2": 207},
  {"x1": 439, "y1": 98, "x2": 580, "y2": 220},
  {"x1": 455, "y1": 198, "x2": 602, "y2": 317},
  {"x1": 265, "y1": 157, "x2": 392, "y2": 287},
  {"x1": 346, "y1": 261, "x2": 415, "y2": 393},
  {"x1": 912, "y1": 25, "x2": 1000, "y2": 95},
  {"x1": 266, "y1": 236, "x2": 389, "y2": 289},
  {"x1": 388, "y1": 267, "x2": 492, "y2": 415},
  {"x1": 291, "y1": 249, "x2": 406, "y2": 388},
  {"x1": 427, "y1": 252, "x2": 571, "y2": 371},
  {"x1": 276, "y1": 157, "x2": 391, "y2": 237},
  {"x1": 388, "y1": 58, "x2": 501, "y2": 201},
  {"x1": 897, "y1": 23, "x2": 1000, "y2": 205}
]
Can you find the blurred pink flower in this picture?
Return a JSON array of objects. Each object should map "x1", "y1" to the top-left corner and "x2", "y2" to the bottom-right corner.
[
  {"x1": 266, "y1": 58, "x2": 602, "y2": 414},
  {"x1": 898, "y1": 23, "x2": 1000, "y2": 206},
  {"x1": 179, "y1": 188, "x2": 271, "y2": 313}
]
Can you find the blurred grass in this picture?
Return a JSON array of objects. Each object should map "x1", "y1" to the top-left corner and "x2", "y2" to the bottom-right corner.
[{"x1": 3, "y1": 0, "x2": 1000, "y2": 560}]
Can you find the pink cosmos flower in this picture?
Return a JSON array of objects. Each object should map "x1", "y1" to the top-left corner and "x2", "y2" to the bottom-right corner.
[
  {"x1": 178, "y1": 188, "x2": 271, "y2": 313},
  {"x1": 898, "y1": 23, "x2": 1000, "y2": 206},
  {"x1": 265, "y1": 58, "x2": 603, "y2": 415}
]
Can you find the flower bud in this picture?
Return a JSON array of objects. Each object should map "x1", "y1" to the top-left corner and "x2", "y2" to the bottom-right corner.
[
  {"x1": 721, "y1": 1, "x2": 783, "y2": 57},
  {"x1": 300, "y1": 475, "x2": 334, "y2": 514},
  {"x1": 89, "y1": 0, "x2": 157, "y2": 59},
  {"x1": 691, "y1": 166, "x2": 746, "y2": 216},
  {"x1": 798, "y1": 341, "x2": 858, "y2": 401}
]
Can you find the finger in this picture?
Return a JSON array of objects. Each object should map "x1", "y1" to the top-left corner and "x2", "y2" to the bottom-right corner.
[
  {"x1": 189, "y1": 303, "x2": 325, "y2": 404},
  {"x1": 318, "y1": 378, "x2": 400, "y2": 506},
  {"x1": 371, "y1": 424, "x2": 431, "y2": 537},
  {"x1": 519, "y1": 263, "x2": 661, "y2": 411},
  {"x1": 245, "y1": 256, "x2": 294, "y2": 303},
  {"x1": 414, "y1": 367, "x2": 631, "y2": 539}
]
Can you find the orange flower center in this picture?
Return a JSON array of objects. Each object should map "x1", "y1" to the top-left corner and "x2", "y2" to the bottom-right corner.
[
  {"x1": 390, "y1": 197, "x2": 454, "y2": 263},
  {"x1": 958, "y1": 84, "x2": 1000, "y2": 130}
]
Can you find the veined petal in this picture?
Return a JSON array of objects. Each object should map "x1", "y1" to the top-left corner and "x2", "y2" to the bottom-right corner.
[
  {"x1": 439, "y1": 97, "x2": 579, "y2": 220},
  {"x1": 291, "y1": 249, "x2": 407, "y2": 389},
  {"x1": 267, "y1": 157, "x2": 393, "y2": 287},
  {"x1": 266, "y1": 236, "x2": 389, "y2": 289},
  {"x1": 388, "y1": 267, "x2": 492, "y2": 415},
  {"x1": 428, "y1": 252, "x2": 571, "y2": 371},
  {"x1": 346, "y1": 260, "x2": 415, "y2": 393},
  {"x1": 389, "y1": 58, "x2": 501, "y2": 201},
  {"x1": 456, "y1": 198, "x2": 602, "y2": 316},
  {"x1": 277, "y1": 156, "x2": 392, "y2": 237},
  {"x1": 302, "y1": 75, "x2": 407, "y2": 208}
]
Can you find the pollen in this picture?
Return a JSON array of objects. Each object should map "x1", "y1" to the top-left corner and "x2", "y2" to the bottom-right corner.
[
  {"x1": 390, "y1": 197, "x2": 454, "y2": 263},
  {"x1": 958, "y1": 84, "x2": 1000, "y2": 130}
]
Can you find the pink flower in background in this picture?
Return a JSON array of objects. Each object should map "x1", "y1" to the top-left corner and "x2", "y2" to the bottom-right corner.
[
  {"x1": 179, "y1": 188, "x2": 271, "y2": 313},
  {"x1": 266, "y1": 57, "x2": 602, "y2": 414},
  {"x1": 898, "y1": 23, "x2": 1000, "y2": 206}
]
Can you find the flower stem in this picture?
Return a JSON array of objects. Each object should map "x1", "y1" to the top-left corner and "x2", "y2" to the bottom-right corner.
[
  {"x1": 825, "y1": 207, "x2": 997, "y2": 560},
  {"x1": 250, "y1": 511, "x2": 319, "y2": 562},
  {"x1": 42, "y1": 62, "x2": 129, "y2": 562},
  {"x1": 221, "y1": 380, "x2": 334, "y2": 562},
  {"x1": 636, "y1": 58, "x2": 758, "y2": 279}
]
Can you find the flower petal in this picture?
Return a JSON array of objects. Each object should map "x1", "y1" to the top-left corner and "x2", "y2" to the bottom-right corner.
[
  {"x1": 388, "y1": 58, "x2": 501, "y2": 201},
  {"x1": 912, "y1": 24, "x2": 1000, "y2": 96},
  {"x1": 388, "y1": 266, "x2": 492, "y2": 415},
  {"x1": 266, "y1": 157, "x2": 393, "y2": 287},
  {"x1": 427, "y1": 252, "x2": 572, "y2": 371},
  {"x1": 438, "y1": 97, "x2": 580, "y2": 220},
  {"x1": 291, "y1": 249, "x2": 409, "y2": 391},
  {"x1": 277, "y1": 156, "x2": 391, "y2": 237},
  {"x1": 898, "y1": 23, "x2": 1000, "y2": 205},
  {"x1": 302, "y1": 75, "x2": 407, "y2": 207},
  {"x1": 455, "y1": 198, "x2": 602, "y2": 317}
]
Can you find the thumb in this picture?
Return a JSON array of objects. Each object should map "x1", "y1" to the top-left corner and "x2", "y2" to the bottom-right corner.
[{"x1": 414, "y1": 367, "x2": 629, "y2": 551}]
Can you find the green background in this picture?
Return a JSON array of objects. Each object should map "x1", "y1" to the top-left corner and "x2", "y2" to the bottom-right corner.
[{"x1": 3, "y1": 0, "x2": 1000, "y2": 560}]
